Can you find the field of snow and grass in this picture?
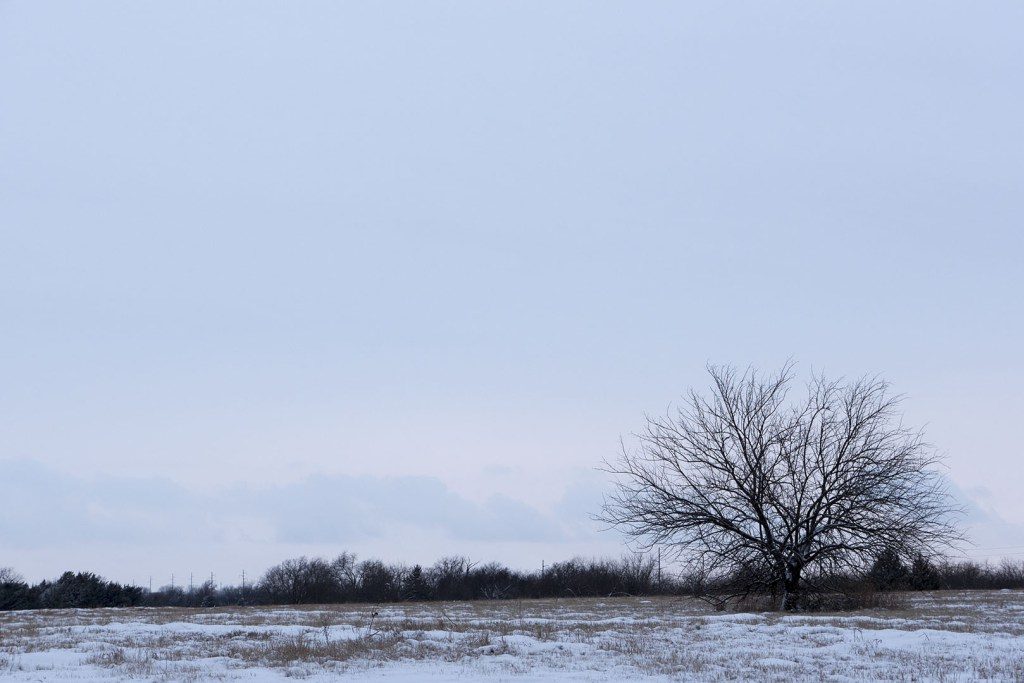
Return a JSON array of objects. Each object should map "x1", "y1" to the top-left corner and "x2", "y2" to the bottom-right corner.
[{"x1": 2, "y1": 591, "x2": 1023, "y2": 681}]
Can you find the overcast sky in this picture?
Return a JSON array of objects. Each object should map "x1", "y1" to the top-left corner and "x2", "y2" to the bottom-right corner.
[{"x1": 2, "y1": 2, "x2": 1022, "y2": 584}]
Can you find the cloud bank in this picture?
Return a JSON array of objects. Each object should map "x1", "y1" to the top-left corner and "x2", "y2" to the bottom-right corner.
[{"x1": 0, "y1": 460, "x2": 599, "y2": 551}]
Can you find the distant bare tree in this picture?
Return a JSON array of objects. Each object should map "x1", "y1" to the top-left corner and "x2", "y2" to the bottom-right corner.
[
  {"x1": 330, "y1": 552, "x2": 359, "y2": 595},
  {"x1": 259, "y1": 556, "x2": 338, "y2": 604},
  {"x1": 601, "y1": 363, "x2": 960, "y2": 610},
  {"x1": 0, "y1": 567, "x2": 24, "y2": 584}
]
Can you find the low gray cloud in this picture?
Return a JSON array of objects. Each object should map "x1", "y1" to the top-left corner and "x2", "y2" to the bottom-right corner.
[
  {"x1": 945, "y1": 480, "x2": 1024, "y2": 559},
  {"x1": 0, "y1": 460, "x2": 575, "y2": 550},
  {"x1": 237, "y1": 474, "x2": 565, "y2": 544},
  {"x1": 1, "y1": 460, "x2": 210, "y2": 546}
]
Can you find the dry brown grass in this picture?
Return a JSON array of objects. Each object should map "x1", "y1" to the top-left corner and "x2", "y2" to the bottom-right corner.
[
  {"x1": 257, "y1": 631, "x2": 405, "y2": 666},
  {"x1": 3, "y1": 592, "x2": 1023, "y2": 680}
]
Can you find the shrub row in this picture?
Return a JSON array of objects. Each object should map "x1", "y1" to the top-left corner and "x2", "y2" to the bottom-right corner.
[{"x1": 2, "y1": 553, "x2": 1022, "y2": 611}]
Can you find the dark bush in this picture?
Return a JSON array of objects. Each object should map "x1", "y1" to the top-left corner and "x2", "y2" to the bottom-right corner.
[
  {"x1": 869, "y1": 549, "x2": 909, "y2": 591},
  {"x1": 909, "y1": 554, "x2": 941, "y2": 590},
  {"x1": 0, "y1": 580, "x2": 36, "y2": 610}
]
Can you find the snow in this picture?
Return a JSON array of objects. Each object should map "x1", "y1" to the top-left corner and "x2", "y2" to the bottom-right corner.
[{"x1": 1, "y1": 591, "x2": 1022, "y2": 681}]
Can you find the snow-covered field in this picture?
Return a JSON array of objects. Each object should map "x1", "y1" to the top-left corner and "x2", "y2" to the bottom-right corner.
[{"x1": 2, "y1": 591, "x2": 1023, "y2": 681}]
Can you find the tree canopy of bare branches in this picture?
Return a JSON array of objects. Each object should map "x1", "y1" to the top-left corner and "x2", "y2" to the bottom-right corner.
[{"x1": 601, "y1": 363, "x2": 961, "y2": 610}]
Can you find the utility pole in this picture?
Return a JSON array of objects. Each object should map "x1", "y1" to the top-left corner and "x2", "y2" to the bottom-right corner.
[
  {"x1": 148, "y1": 576, "x2": 152, "y2": 593},
  {"x1": 189, "y1": 573, "x2": 194, "y2": 593},
  {"x1": 171, "y1": 573, "x2": 175, "y2": 590}
]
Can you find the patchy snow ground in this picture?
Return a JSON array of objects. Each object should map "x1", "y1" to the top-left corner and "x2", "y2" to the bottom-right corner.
[{"x1": 1, "y1": 591, "x2": 1023, "y2": 681}]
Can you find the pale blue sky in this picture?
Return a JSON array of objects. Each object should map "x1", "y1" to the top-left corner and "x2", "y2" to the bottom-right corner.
[{"x1": 2, "y1": 1, "x2": 1022, "y2": 583}]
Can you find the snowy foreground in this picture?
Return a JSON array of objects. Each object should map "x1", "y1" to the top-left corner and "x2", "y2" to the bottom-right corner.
[{"x1": 2, "y1": 592, "x2": 1023, "y2": 681}]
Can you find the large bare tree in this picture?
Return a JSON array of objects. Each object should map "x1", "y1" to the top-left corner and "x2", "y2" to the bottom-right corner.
[{"x1": 601, "y1": 364, "x2": 960, "y2": 610}]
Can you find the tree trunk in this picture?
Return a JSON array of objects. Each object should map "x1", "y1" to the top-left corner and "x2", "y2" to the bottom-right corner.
[{"x1": 781, "y1": 564, "x2": 801, "y2": 611}]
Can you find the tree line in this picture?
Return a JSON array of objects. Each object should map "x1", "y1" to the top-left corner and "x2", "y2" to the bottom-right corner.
[
  {"x1": 2, "y1": 553, "x2": 1023, "y2": 611},
  {"x1": 0, "y1": 555, "x2": 660, "y2": 610}
]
